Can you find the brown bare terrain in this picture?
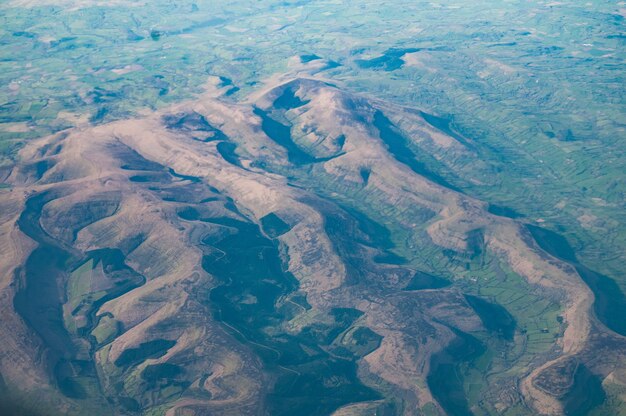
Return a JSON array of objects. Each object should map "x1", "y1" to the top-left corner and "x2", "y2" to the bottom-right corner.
[{"x1": 1, "y1": 70, "x2": 624, "y2": 415}]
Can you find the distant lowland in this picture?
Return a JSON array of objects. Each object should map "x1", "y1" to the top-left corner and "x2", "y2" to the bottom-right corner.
[{"x1": 0, "y1": 1, "x2": 624, "y2": 416}]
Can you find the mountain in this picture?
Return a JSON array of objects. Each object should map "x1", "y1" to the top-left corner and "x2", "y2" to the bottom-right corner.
[{"x1": 1, "y1": 70, "x2": 623, "y2": 415}]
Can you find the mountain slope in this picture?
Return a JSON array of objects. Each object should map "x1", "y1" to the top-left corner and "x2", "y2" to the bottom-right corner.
[{"x1": 1, "y1": 74, "x2": 624, "y2": 416}]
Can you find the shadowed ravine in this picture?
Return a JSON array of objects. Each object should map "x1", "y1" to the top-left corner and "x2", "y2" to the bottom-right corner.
[{"x1": 201, "y1": 216, "x2": 382, "y2": 415}]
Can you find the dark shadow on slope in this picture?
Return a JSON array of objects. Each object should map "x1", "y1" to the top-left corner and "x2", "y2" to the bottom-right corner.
[
  {"x1": 254, "y1": 107, "x2": 316, "y2": 165},
  {"x1": 355, "y1": 48, "x2": 420, "y2": 71},
  {"x1": 254, "y1": 107, "x2": 343, "y2": 166},
  {"x1": 201, "y1": 216, "x2": 381, "y2": 415},
  {"x1": 273, "y1": 87, "x2": 310, "y2": 110},
  {"x1": 527, "y1": 224, "x2": 626, "y2": 338},
  {"x1": 404, "y1": 270, "x2": 451, "y2": 290},
  {"x1": 419, "y1": 111, "x2": 473, "y2": 149},
  {"x1": 373, "y1": 111, "x2": 462, "y2": 193},
  {"x1": 427, "y1": 329, "x2": 485, "y2": 416},
  {"x1": 487, "y1": 204, "x2": 522, "y2": 219},
  {"x1": 562, "y1": 364, "x2": 606, "y2": 416},
  {"x1": 464, "y1": 295, "x2": 516, "y2": 341},
  {"x1": 162, "y1": 111, "x2": 227, "y2": 142},
  {"x1": 300, "y1": 54, "x2": 321, "y2": 63},
  {"x1": 14, "y1": 192, "x2": 77, "y2": 367},
  {"x1": 216, "y1": 141, "x2": 242, "y2": 167},
  {"x1": 260, "y1": 212, "x2": 291, "y2": 238}
]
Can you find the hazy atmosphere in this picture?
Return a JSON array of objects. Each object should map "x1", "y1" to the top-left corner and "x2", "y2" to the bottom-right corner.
[{"x1": 0, "y1": 1, "x2": 624, "y2": 415}]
